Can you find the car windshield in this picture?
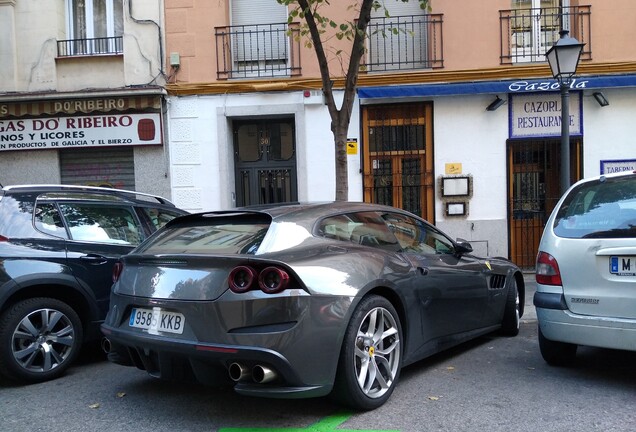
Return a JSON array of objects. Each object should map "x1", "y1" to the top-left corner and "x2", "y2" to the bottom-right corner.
[
  {"x1": 135, "y1": 213, "x2": 271, "y2": 255},
  {"x1": 553, "y1": 175, "x2": 636, "y2": 239}
]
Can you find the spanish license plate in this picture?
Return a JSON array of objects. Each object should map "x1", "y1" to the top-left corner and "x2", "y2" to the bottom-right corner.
[
  {"x1": 129, "y1": 307, "x2": 185, "y2": 334},
  {"x1": 610, "y1": 256, "x2": 636, "y2": 276}
]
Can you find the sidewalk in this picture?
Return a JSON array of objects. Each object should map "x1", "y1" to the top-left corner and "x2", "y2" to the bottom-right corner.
[{"x1": 521, "y1": 272, "x2": 537, "y2": 322}]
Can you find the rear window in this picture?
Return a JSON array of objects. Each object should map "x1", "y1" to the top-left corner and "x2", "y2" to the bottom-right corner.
[
  {"x1": 136, "y1": 213, "x2": 271, "y2": 255},
  {"x1": 553, "y1": 175, "x2": 636, "y2": 238}
]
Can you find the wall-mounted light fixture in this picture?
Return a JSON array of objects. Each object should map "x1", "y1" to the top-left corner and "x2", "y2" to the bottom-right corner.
[
  {"x1": 593, "y1": 91, "x2": 609, "y2": 107},
  {"x1": 486, "y1": 96, "x2": 505, "y2": 111}
]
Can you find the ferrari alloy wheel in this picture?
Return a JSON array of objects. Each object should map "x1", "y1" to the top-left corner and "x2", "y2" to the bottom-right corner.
[
  {"x1": 332, "y1": 295, "x2": 402, "y2": 410},
  {"x1": 501, "y1": 277, "x2": 520, "y2": 336},
  {"x1": 0, "y1": 298, "x2": 82, "y2": 383}
]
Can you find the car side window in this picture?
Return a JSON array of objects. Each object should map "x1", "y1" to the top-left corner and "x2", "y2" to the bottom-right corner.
[
  {"x1": 317, "y1": 211, "x2": 400, "y2": 251},
  {"x1": 34, "y1": 203, "x2": 69, "y2": 239},
  {"x1": 141, "y1": 207, "x2": 182, "y2": 230},
  {"x1": 58, "y1": 204, "x2": 142, "y2": 245},
  {"x1": 383, "y1": 213, "x2": 454, "y2": 255}
]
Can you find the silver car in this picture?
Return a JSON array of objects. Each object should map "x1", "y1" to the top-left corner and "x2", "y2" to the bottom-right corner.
[
  {"x1": 102, "y1": 202, "x2": 523, "y2": 410},
  {"x1": 534, "y1": 171, "x2": 636, "y2": 365}
]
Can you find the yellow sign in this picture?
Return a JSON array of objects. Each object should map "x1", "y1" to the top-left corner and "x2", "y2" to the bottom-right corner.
[
  {"x1": 347, "y1": 139, "x2": 358, "y2": 155},
  {"x1": 445, "y1": 163, "x2": 462, "y2": 175}
]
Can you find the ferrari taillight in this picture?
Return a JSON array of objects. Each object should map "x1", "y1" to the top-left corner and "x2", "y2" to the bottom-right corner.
[
  {"x1": 229, "y1": 266, "x2": 257, "y2": 293},
  {"x1": 229, "y1": 265, "x2": 290, "y2": 294},
  {"x1": 258, "y1": 266, "x2": 290, "y2": 294}
]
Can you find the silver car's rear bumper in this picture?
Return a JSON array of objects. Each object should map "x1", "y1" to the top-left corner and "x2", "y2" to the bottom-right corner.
[{"x1": 536, "y1": 306, "x2": 636, "y2": 351}]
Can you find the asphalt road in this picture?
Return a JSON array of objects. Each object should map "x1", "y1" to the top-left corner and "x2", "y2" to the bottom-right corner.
[{"x1": 1, "y1": 276, "x2": 634, "y2": 432}]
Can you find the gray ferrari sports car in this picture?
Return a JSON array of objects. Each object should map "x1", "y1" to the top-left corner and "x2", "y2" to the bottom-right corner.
[{"x1": 102, "y1": 202, "x2": 524, "y2": 410}]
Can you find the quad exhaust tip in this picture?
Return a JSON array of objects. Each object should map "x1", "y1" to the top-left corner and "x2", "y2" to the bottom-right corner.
[
  {"x1": 101, "y1": 337, "x2": 111, "y2": 354},
  {"x1": 228, "y1": 363, "x2": 277, "y2": 384},
  {"x1": 228, "y1": 362, "x2": 251, "y2": 382}
]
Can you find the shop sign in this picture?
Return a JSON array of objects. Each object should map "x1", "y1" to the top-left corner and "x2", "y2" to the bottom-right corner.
[
  {"x1": 510, "y1": 92, "x2": 582, "y2": 139},
  {"x1": 0, "y1": 113, "x2": 162, "y2": 152},
  {"x1": 600, "y1": 159, "x2": 636, "y2": 174}
]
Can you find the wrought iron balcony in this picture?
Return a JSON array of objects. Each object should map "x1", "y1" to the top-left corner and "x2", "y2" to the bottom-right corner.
[
  {"x1": 57, "y1": 36, "x2": 123, "y2": 58},
  {"x1": 365, "y1": 13, "x2": 444, "y2": 72},
  {"x1": 500, "y1": 5, "x2": 591, "y2": 64},
  {"x1": 215, "y1": 23, "x2": 301, "y2": 80}
]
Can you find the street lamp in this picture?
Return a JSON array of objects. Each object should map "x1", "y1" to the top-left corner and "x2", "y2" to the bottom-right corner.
[{"x1": 545, "y1": 30, "x2": 584, "y2": 195}]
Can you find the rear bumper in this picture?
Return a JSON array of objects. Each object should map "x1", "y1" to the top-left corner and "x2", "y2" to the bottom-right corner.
[
  {"x1": 535, "y1": 303, "x2": 636, "y2": 352},
  {"x1": 101, "y1": 324, "x2": 332, "y2": 398}
]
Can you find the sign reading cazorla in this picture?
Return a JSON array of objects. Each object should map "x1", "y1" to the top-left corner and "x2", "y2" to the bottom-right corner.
[
  {"x1": 0, "y1": 113, "x2": 162, "y2": 151},
  {"x1": 510, "y1": 92, "x2": 582, "y2": 139}
]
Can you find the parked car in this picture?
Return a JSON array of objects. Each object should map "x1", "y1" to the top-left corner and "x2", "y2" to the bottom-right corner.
[
  {"x1": 102, "y1": 201, "x2": 524, "y2": 410},
  {"x1": 535, "y1": 171, "x2": 636, "y2": 365},
  {"x1": 0, "y1": 184, "x2": 187, "y2": 383}
]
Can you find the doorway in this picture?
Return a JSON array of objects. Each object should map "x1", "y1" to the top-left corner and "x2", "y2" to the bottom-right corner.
[
  {"x1": 508, "y1": 138, "x2": 581, "y2": 269},
  {"x1": 233, "y1": 118, "x2": 297, "y2": 206},
  {"x1": 361, "y1": 103, "x2": 435, "y2": 221}
]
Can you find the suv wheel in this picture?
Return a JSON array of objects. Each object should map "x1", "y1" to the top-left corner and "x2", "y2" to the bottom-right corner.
[
  {"x1": 538, "y1": 325, "x2": 577, "y2": 366},
  {"x1": 0, "y1": 298, "x2": 83, "y2": 383}
]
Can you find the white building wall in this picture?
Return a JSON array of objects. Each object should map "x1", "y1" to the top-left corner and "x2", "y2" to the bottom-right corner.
[
  {"x1": 581, "y1": 88, "x2": 636, "y2": 177},
  {"x1": 433, "y1": 94, "x2": 511, "y2": 257},
  {"x1": 167, "y1": 90, "x2": 363, "y2": 213}
]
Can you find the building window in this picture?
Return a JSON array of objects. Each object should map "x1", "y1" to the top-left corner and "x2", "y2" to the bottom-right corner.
[
  {"x1": 215, "y1": 0, "x2": 300, "y2": 79},
  {"x1": 58, "y1": 0, "x2": 123, "y2": 56},
  {"x1": 366, "y1": 2, "x2": 444, "y2": 72},
  {"x1": 500, "y1": 0, "x2": 590, "y2": 65}
]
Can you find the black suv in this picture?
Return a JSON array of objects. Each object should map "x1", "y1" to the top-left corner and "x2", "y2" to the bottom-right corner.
[{"x1": 0, "y1": 185, "x2": 187, "y2": 383}]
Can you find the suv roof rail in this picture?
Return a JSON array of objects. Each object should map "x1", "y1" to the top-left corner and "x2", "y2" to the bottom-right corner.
[{"x1": 2, "y1": 184, "x2": 175, "y2": 206}]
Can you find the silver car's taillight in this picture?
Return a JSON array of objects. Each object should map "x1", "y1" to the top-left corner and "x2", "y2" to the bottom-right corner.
[{"x1": 535, "y1": 251, "x2": 563, "y2": 286}]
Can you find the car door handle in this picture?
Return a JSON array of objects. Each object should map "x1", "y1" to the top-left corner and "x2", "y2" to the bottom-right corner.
[
  {"x1": 80, "y1": 254, "x2": 109, "y2": 265},
  {"x1": 417, "y1": 266, "x2": 429, "y2": 276}
]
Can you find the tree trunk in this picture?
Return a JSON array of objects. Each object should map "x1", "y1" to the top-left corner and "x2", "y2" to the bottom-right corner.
[{"x1": 333, "y1": 116, "x2": 349, "y2": 201}]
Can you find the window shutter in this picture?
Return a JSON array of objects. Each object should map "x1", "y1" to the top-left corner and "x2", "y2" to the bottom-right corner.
[
  {"x1": 231, "y1": 0, "x2": 288, "y2": 61},
  {"x1": 370, "y1": 1, "x2": 428, "y2": 70}
]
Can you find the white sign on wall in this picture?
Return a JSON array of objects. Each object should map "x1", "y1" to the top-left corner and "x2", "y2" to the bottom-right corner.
[
  {"x1": 0, "y1": 113, "x2": 162, "y2": 152},
  {"x1": 600, "y1": 159, "x2": 636, "y2": 174},
  {"x1": 510, "y1": 92, "x2": 582, "y2": 139}
]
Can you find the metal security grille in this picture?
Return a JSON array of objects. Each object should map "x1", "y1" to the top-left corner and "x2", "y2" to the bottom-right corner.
[
  {"x1": 362, "y1": 103, "x2": 434, "y2": 221},
  {"x1": 509, "y1": 139, "x2": 581, "y2": 269},
  {"x1": 234, "y1": 119, "x2": 297, "y2": 207},
  {"x1": 60, "y1": 147, "x2": 135, "y2": 190}
]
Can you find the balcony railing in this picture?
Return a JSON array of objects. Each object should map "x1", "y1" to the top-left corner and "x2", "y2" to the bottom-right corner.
[
  {"x1": 365, "y1": 13, "x2": 444, "y2": 72},
  {"x1": 57, "y1": 36, "x2": 123, "y2": 58},
  {"x1": 215, "y1": 23, "x2": 301, "y2": 80},
  {"x1": 500, "y1": 6, "x2": 591, "y2": 64}
]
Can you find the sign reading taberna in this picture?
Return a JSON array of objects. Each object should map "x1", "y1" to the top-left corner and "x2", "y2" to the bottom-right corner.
[
  {"x1": 510, "y1": 92, "x2": 582, "y2": 139},
  {"x1": 600, "y1": 159, "x2": 636, "y2": 174},
  {"x1": 0, "y1": 113, "x2": 162, "y2": 152}
]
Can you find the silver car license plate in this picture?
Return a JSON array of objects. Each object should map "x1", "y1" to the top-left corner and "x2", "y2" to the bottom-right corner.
[
  {"x1": 610, "y1": 256, "x2": 636, "y2": 276},
  {"x1": 129, "y1": 307, "x2": 185, "y2": 334}
]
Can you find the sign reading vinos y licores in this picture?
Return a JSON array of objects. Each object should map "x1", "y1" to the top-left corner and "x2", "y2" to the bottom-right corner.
[{"x1": 0, "y1": 113, "x2": 162, "y2": 151}]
